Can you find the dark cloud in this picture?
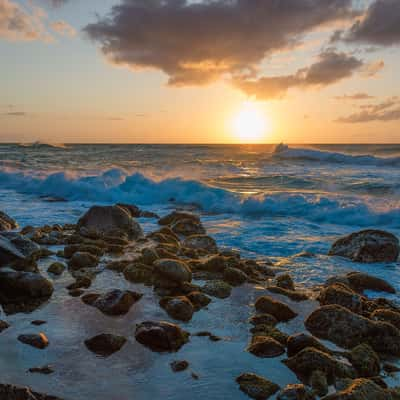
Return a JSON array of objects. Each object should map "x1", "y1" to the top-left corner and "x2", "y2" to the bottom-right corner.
[
  {"x1": 344, "y1": 0, "x2": 400, "y2": 46},
  {"x1": 336, "y1": 97, "x2": 400, "y2": 123},
  {"x1": 84, "y1": 0, "x2": 357, "y2": 86},
  {"x1": 334, "y1": 93, "x2": 375, "y2": 100},
  {"x1": 233, "y1": 50, "x2": 363, "y2": 100}
]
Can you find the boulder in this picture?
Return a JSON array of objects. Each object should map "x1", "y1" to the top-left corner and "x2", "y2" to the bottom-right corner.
[
  {"x1": 85, "y1": 289, "x2": 142, "y2": 316},
  {"x1": 255, "y1": 296, "x2": 298, "y2": 322},
  {"x1": 346, "y1": 272, "x2": 395, "y2": 294},
  {"x1": 223, "y1": 267, "x2": 248, "y2": 286},
  {"x1": 328, "y1": 230, "x2": 399, "y2": 263},
  {"x1": 159, "y1": 211, "x2": 201, "y2": 226},
  {"x1": 322, "y1": 378, "x2": 392, "y2": 400},
  {"x1": 154, "y1": 259, "x2": 192, "y2": 283},
  {"x1": 135, "y1": 321, "x2": 189, "y2": 352},
  {"x1": 84, "y1": 333, "x2": 127, "y2": 357},
  {"x1": 0, "y1": 211, "x2": 17, "y2": 231},
  {"x1": 277, "y1": 384, "x2": 315, "y2": 400},
  {"x1": 77, "y1": 205, "x2": 143, "y2": 239},
  {"x1": 202, "y1": 280, "x2": 232, "y2": 299},
  {"x1": 318, "y1": 284, "x2": 363, "y2": 313},
  {"x1": 200, "y1": 255, "x2": 228, "y2": 272},
  {"x1": 236, "y1": 373, "x2": 280, "y2": 400},
  {"x1": 171, "y1": 218, "x2": 205, "y2": 236},
  {"x1": 0, "y1": 232, "x2": 40, "y2": 268},
  {"x1": 159, "y1": 296, "x2": 194, "y2": 322},
  {"x1": 183, "y1": 235, "x2": 218, "y2": 254},
  {"x1": 305, "y1": 305, "x2": 400, "y2": 355},
  {"x1": 18, "y1": 333, "x2": 49, "y2": 349},
  {"x1": 68, "y1": 251, "x2": 99, "y2": 271},
  {"x1": 247, "y1": 336, "x2": 285, "y2": 358},
  {"x1": 0, "y1": 384, "x2": 63, "y2": 400},
  {"x1": 349, "y1": 343, "x2": 380, "y2": 378},
  {"x1": 287, "y1": 333, "x2": 332, "y2": 357},
  {"x1": 0, "y1": 271, "x2": 53, "y2": 314}
]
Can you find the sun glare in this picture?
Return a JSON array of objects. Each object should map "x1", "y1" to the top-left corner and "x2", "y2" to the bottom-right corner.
[{"x1": 232, "y1": 102, "x2": 270, "y2": 143}]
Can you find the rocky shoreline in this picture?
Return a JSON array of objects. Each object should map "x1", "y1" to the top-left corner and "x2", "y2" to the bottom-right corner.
[{"x1": 0, "y1": 205, "x2": 400, "y2": 399}]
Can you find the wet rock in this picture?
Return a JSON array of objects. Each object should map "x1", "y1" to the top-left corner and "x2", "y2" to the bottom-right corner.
[
  {"x1": 154, "y1": 259, "x2": 192, "y2": 283},
  {"x1": 0, "y1": 320, "x2": 10, "y2": 332},
  {"x1": 47, "y1": 262, "x2": 66, "y2": 275},
  {"x1": 346, "y1": 272, "x2": 395, "y2": 294},
  {"x1": 31, "y1": 320, "x2": 46, "y2": 326},
  {"x1": 123, "y1": 263, "x2": 154, "y2": 284},
  {"x1": 0, "y1": 384, "x2": 63, "y2": 400},
  {"x1": 69, "y1": 288, "x2": 84, "y2": 297},
  {"x1": 322, "y1": 378, "x2": 391, "y2": 400},
  {"x1": 247, "y1": 336, "x2": 285, "y2": 358},
  {"x1": 277, "y1": 384, "x2": 315, "y2": 400},
  {"x1": 202, "y1": 280, "x2": 232, "y2": 299},
  {"x1": 283, "y1": 348, "x2": 355, "y2": 383},
  {"x1": 383, "y1": 363, "x2": 400, "y2": 373},
  {"x1": 77, "y1": 205, "x2": 143, "y2": 239},
  {"x1": 68, "y1": 251, "x2": 99, "y2": 271},
  {"x1": 28, "y1": 365, "x2": 54, "y2": 374},
  {"x1": 329, "y1": 230, "x2": 399, "y2": 263},
  {"x1": 223, "y1": 267, "x2": 248, "y2": 286},
  {"x1": 267, "y1": 286, "x2": 309, "y2": 302},
  {"x1": 86, "y1": 289, "x2": 142, "y2": 316},
  {"x1": 371, "y1": 309, "x2": 400, "y2": 329},
  {"x1": 135, "y1": 321, "x2": 189, "y2": 352},
  {"x1": 276, "y1": 274, "x2": 295, "y2": 290},
  {"x1": 249, "y1": 313, "x2": 278, "y2": 327},
  {"x1": 171, "y1": 218, "x2": 205, "y2": 236},
  {"x1": 200, "y1": 255, "x2": 228, "y2": 273},
  {"x1": 160, "y1": 296, "x2": 194, "y2": 322},
  {"x1": 183, "y1": 235, "x2": 218, "y2": 254},
  {"x1": 84, "y1": 333, "x2": 127, "y2": 357},
  {"x1": 318, "y1": 284, "x2": 363, "y2": 313},
  {"x1": 159, "y1": 211, "x2": 201, "y2": 227},
  {"x1": 106, "y1": 259, "x2": 131, "y2": 272},
  {"x1": 287, "y1": 333, "x2": 332, "y2": 357},
  {"x1": 170, "y1": 360, "x2": 189, "y2": 372},
  {"x1": 236, "y1": 372, "x2": 280, "y2": 400},
  {"x1": 18, "y1": 333, "x2": 49, "y2": 349},
  {"x1": 67, "y1": 276, "x2": 92, "y2": 290},
  {"x1": 0, "y1": 271, "x2": 53, "y2": 314},
  {"x1": 255, "y1": 296, "x2": 298, "y2": 322},
  {"x1": 305, "y1": 305, "x2": 400, "y2": 355},
  {"x1": 186, "y1": 291, "x2": 211, "y2": 310},
  {"x1": 141, "y1": 247, "x2": 159, "y2": 265},
  {"x1": 251, "y1": 324, "x2": 289, "y2": 345},
  {"x1": 64, "y1": 244, "x2": 104, "y2": 258},
  {"x1": 311, "y1": 370, "x2": 328, "y2": 397},
  {"x1": 0, "y1": 211, "x2": 17, "y2": 231},
  {"x1": 349, "y1": 343, "x2": 380, "y2": 377}
]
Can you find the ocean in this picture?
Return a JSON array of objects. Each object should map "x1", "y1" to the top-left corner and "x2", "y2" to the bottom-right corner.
[{"x1": 0, "y1": 143, "x2": 399, "y2": 399}]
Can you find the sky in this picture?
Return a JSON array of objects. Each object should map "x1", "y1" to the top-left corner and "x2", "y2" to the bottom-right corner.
[{"x1": 0, "y1": 0, "x2": 399, "y2": 144}]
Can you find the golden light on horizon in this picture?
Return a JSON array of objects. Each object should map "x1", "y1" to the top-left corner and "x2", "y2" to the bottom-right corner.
[{"x1": 231, "y1": 101, "x2": 271, "y2": 143}]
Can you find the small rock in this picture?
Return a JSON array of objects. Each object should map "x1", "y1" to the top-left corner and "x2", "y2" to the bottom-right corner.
[
  {"x1": 370, "y1": 309, "x2": 400, "y2": 330},
  {"x1": 154, "y1": 259, "x2": 192, "y2": 283},
  {"x1": 69, "y1": 289, "x2": 84, "y2": 297},
  {"x1": 247, "y1": 336, "x2": 285, "y2": 358},
  {"x1": 255, "y1": 296, "x2": 297, "y2": 322},
  {"x1": 223, "y1": 267, "x2": 248, "y2": 286},
  {"x1": 276, "y1": 274, "x2": 295, "y2": 290},
  {"x1": 0, "y1": 320, "x2": 10, "y2": 332},
  {"x1": 236, "y1": 373, "x2": 280, "y2": 400},
  {"x1": 0, "y1": 383, "x2": 63, "y2": 400},
  {"x1": 28, "y1": 365, "x2": 54, "y2": 374},
  {"x1": 202, "y1": 280, "x2": 232, "y2": 299},
  {"x1": 170, "y1": 360, "x2": 189, "y2": 372},
  {"x1": 277, "y1": 384, "x2": 315, "y2": 400},
  {"x1": 171, "y1": 218, "x2": 205, "y2": 236},
  {"x1": 66, "y1": 276, "x2": 92, "y2": 290},
  {"x1": 31, "y1": 320, "x2": 46, "y2": 326},
  {"x1": 84, "y1": 333, "x2": 127, "y2": 357},
  {"x1": 160, "y1": 296, "x2": 194, "y2": 322},
  {"x1": 186, "y1": 291, "x2": 211, "y2": 310},
  {"x1": 47, "y1": 262, "x2": 65, "y2": 275},
  {"x1": 383, "y1": 363, "x2": 400, "y2": 373},
  {"x1": 88, "y1": 289, "x2": 142, "y2": 316},
  {"x1": 68, "y1": 251, "x2": 99, "y2": 270},
  {"x1": 318, "y1": 284, "x2": 363, "y2": 313},
  {"x1": 183, "y1": 235, "x2": 218, "y2": 254},
  {"x1": 18, "y1": 333, "x2": 49, "y2": 349},
  {"x1": 267, "y1": 286, "x2": 309, "y2": 302},
  {"x1": 249, "y1": 313, "x2": 278, "y2": 327},
  {"x1": 287, "y1": 333, "x2": 332, "y2": 357}
]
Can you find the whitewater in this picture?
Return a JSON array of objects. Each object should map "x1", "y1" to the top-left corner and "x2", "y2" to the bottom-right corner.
[{"x1": 0, "y1": 143, "x2": 399, "y2": 294}]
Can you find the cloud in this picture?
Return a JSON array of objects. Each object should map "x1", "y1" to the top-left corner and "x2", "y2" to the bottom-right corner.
[
  {"x1": 334, "y1": 92, "x2": 375, "y2": 100},
  {"x1": 336, "y1": 97, "x2": 400, "y2": 123},
  {"x1": 43, "y1": 0, "x2": 69, "y2": 7},
  {"x1": 51, "y1": 20, "x2": 75, "y2": 36},
  {"x1": 360, "y1": 60, "x2": 384, "y2": 77},
  {"x1": 84, "y1": 0, "x2": 357, "y2": 86},
  {"x1": 0, "y1": 0, "x2": 50, "y2": 41},
  {"x1": 3, "y1": 111, "x2": 27, "y2": 116},
  {"x1": 344, "y1": 0, "x2": 400, "y2": 46},
  {"x1": 233, "y1": 49, "x2": 363, "y2": 100}
]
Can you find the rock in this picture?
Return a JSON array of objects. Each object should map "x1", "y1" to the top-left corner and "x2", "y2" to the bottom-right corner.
[
  {"x1": 77, "y1": 205, "x2": 143, "y2": 239},
  {"x1": 18, "y1": 333, "x2": 49, "y2": 349},
  {"x1": 141, "y1": 248, "x2": 159, "y2": 265},
  {"x1": 68, "y1": 251, "x2": 99, "y2": 270},
  {"x1": 154, "y1": 259, "x2": 192, "y2": 283},
  {"x1": 287, "y1": 333, "x2": 332, "y2": 357},
  {"x1": 329, "y1": 230, "x2": 399, "y2": 263},
  {"x1": 247, "y1": 336, "x2": 285, "y2": 358},
  {"x1": 251, "y1": 324, "x2": 289, "y2": 345},
  {"x1": 383, "y1": 363, "x2": 400, "y2": 373},
  {"x1": 171, "y1": 218, "x2": 205, "y2": 236},
  {"x1": 67, "y1": 276, "x2": 92, "y2": 290},
  {"x1": 346, "y1": 272, "x2": 395, "y2": 294},
  {"x1": 200, "y1": 255, "x2": 228, "y2": 272},
  {"x1": 267, "y1": 286, "x2": 309, "y2": 302},
  {"x1": 183, "y1": 235, "x2": 218, "y2": 254},
  {"x1": 223, "y1": 267, "x2": 248, "y2": 286},
  {"x1": 86, "y1": 289, "x2": 143, "y2": 316},
  {"x1": 255, "y1": 296, "x2": 298, "y2": 322},
  {"x1": 28, "y1": 365, "x2": 54, "y2": 374},
  {"x1": 0, "y1": 271, "x2": 53, "y2": 314},
  {"x1": 31, "y1": 320, "x2": 46, "y2": 326},
  {"x1": 0, "y1": 211, "x2": 17, "y2": 231},
  {"x1": 186, "y1": 291, "x2": 211, "y2": 310},
  {"x1": 276, "y1": 274, "x2": 295, "y2": 290},
  {"x1": 0, "y1": 232, "x2": 40, "y2": 268},
  {"x1": 47, "y1": 262, "x2": 65, "y2": 275},
  {"x1": 371, "y1": 309, "x2": 400, "y2": 329},
  {"x1": 318, "y1": 284, "x2": 363, "y2": 313},
  {"x1": 249, "y1": 313, "x2": 278, "y2": 327},
  {"x1": 305, "y1": 305, "x2": 400, "y2": 355},
  {"x1": 135, "y1": 321, "x2": 189, "y2": 352},
  {"x1": 311, "y1": 370, "x2": 328, "y2": 397},
  {"x1": 0, "y1": 320, "x2": 10, "y2": 332},
  {"x1": 349, "y1": 343, "x2": 380, "y2": 377},
  {"x1": 283, "y1": 348, "x2": 355, "y2": 383},
  {"x1": 202, "y1": 280, "x2": 232, "y2": 299},
  {"x1": 322, "y1": 378, "x2": 391, "y2": 400},
  {"x1": 69, "y1": 289, "x2": 84, "y2": 297},
  {"x1": 84, "y1": 333, "x2": 127, "y2": 356},
  {"x1": 116, "y1": 203, "x2": 141, "y2": 217},
  {"x1": 236, "y1": 373, "x2": 280, "y2": 400},
  {"x1": 159, "y1": 211, "x2": 201, "y2": 227},
  {"x1": 277, "y1": 384, "x2": 315, "y2": 400},
  {"x1": 64, "y1": 244, "x2": 104, "y2": 258},
  {"x1": 123, "y1": 263, "x2": 154, "y2": 284},
  {"x1": 0, "y1": 384, "x2": 63, "y2": 400},
  {"x1": 170, "y1": 360, "x2": 189, "y2": 372},
  {"x1": 160, "y1": 296, "x2": 195, "y2": 322}
]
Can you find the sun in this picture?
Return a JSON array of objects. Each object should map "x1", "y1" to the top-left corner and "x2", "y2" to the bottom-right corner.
[{"x1": 232, "y1": 102, "x2": 270, "y2": 143}]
